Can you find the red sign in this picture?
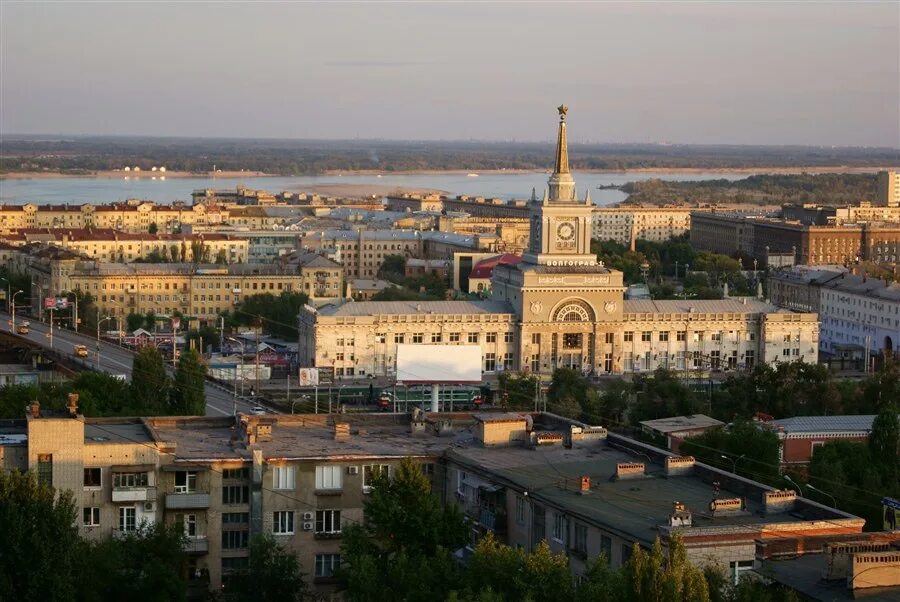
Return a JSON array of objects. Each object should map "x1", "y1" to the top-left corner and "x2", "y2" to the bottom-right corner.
[{"x1": 44, "y1": 298, "x2": 55, "y2": 309}]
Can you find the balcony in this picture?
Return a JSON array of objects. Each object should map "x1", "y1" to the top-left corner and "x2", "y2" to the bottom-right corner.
[
  {"x1": 112, "y1": 486, "x2": 155, "y2": 503},
  {"x1": 165, "y1": 492, "x2": 211, "y2": 510},
  {"x1": 184, "y1": 536, "x2": 209, "y2": 554}
]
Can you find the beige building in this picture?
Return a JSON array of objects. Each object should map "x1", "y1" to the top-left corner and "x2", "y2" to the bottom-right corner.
[
  {"x1": 877, "y1": 170, "x2": 900, "y2": 207},
  {"x1": 591, "y1": 206, "x2": 693, "y2": 247},
  {"x1": 300, "y1": 108, "x2": 819, "y2": 378},
  {"x1": 1, "y1": 228, "x2": 249, "y2": 264}
]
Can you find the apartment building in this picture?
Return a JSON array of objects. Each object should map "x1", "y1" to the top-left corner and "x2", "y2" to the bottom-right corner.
[
  {"x1": 877, "y1": 170, "x2": 900, "y2": 207},
  {"x1": 591, "y1": 206, "x2": 692, "y2": 246},
  {"x1": 0, "y1": 405, "x2": 447, "y2": 594},
  {"x1": 689, "y1": 212, "x2": 758, "y2": 257},
  {"x1": 0, "y1": 201, "x2": 227, "y2": 234},
  {"x1": 300, "y1": 229, "x2": 486, "y2": 279},
  {"x1": 783, "y1": 202, "x2": 900, "y2": 226},
  {"x1": 769, "y1": 267, "x2": 900, "y2": 360},
  {"x1": 442, "y1": 413, "x2": 866, "y2": 582},
  {"x1": 1, "y1": 228, "x2": 249, "y2": 264}
]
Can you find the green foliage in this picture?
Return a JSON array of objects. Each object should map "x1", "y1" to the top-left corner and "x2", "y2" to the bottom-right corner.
[
  {"x1": 225, "y1": 534, "x2": 310, "y2": 602},
  {"x1": 497, "y1": 372, "x2": 538, "y2": 410},
  {"x1": 680, "y1": 419, "x2": 782, "y2": 483},
  {"x1": 340, "y1": 458, "x2": 468, "y2": 601},
  {"x1": 622, "y1": 535, "x2": 710, "y2": 602},
  {"x1": 630, "y1": 369, "x2": 699, "y2": 425},
  {"x1": 144, "y1": 310, "x2": 157, "y2": 330},
  {"x1": 378, "y1": 254, "x2": 407, "y2": 278},
  {"x1": 370, "y1": 286, "x2": 430, "y2": 301},
  {"x1": 869, "y1": 402, "x2": 899, "y2": 469},
  {"x1": 80, "y1": 522, "x2": 187, "y2": 602},
  {"x1": 126, "y1": 312, "x2": 145, "y2": 333},
  {"x1": 148, "y1": 222, "x2": 158, "y2": 234},
  {"x1": 185, "y1": 325, "x2": 221, "y2": 354},
  {"x1": 234, "y1": 291, "x2": 309, "y2": 339},
  {"x1": 215, "y1": 249, "x2": 228, "y2": 264},
  {"x1": 465, "y1": 533, "x2": 574, "y2": 601},
  {"x1": 0, "y1": 471, "x2": 81, "y2": 602},
  {"x1": 171, "y1": 348, "x2": 207, "y2": 415},
  {"x1": 132, "y1": 346, "x2": 172, "y2": 415}
]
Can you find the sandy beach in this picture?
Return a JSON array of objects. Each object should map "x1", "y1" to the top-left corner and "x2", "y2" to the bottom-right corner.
[{"x1": 0, "y1": 169, "x2": 273, "y2": 180}]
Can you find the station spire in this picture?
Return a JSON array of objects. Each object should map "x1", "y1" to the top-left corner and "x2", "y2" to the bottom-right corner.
[{"x1": 547, "y1": 104, "x2": 576, "y2": 202}]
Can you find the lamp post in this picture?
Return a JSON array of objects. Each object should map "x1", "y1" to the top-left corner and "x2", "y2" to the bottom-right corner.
[
  {"x1": 11, "y1": 290, "x2": 24, "y2": 332},
  {"x1": 335, "y1": 384, "x2": 347, "y2": 414},
  {"x1": 807, "y1": 484, "x2": 837, "y2": 507},
  {"x1": 784, "y1": 474, "x2": 803, "y2": 496},
  {"x1": 720, "y1": 453, "x2": 746, "y2": 474},
  {"x1": 61, "y1": 290, "x2": 79, "y2": 333},
  {"x1": 97, "y1": 313, "x2": 115, "y2": 369},
  {"x1": 227, "y1": 337, "x2": 245, "y2": 415}
]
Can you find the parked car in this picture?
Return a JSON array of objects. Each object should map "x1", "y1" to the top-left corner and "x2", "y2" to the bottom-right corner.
[{"x1": 249, "y1": 406, "x2": 266, "y2": 416}]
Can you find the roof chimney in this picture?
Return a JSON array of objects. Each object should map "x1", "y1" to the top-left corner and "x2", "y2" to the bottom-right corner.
[{"x1": 66, "y1": 393, "x2": 79, "y2": 417}]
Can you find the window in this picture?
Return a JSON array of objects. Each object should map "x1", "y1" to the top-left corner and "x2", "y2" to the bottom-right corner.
[
  {"x1": 181, "y1": 513, "x2": 197, "y2": 537},
  {"x1": 783, "y1": 334, "x2": 791, "y2": 343},
  {"x1": 604, "y1": 332, "x2": 614, "y2": 344},
  {"x1": 363, "y1": 464, "x2": 389, "y2": 492},
  {"x1": 604, "y1": 353, "x2": 613, "y2": 373},
  {"x1": 222, "y1": 485, "x2": 249, "y2": 505},
  {"x1": 412, "y1": 333, "x2": 424, "y2": 344},
  {"x1": 315, "y1": 554, "x2": 341, "y2": 578},
  {"x1": 745, "y1": 350, "x2": 755, "y2": 368},
  {"x1": 272, "y1": 466, "x2": 296, "y2": 490},
  {"x1": 486, "y1": 333, "x2": 497, "y2": 343},
  {"x1": 782, "y1": 348, "x2": 791, "y2": 357},
  {"x1": 467, "y1": 332, "x2": 479, "y2": 344},
  {"x1": 515, "y1": 496, "x2": 526, "y2": 525},
  {"x1": 222, "y1": 512, "x2": 249, "y2": 525},
  {"x1": 624, "y1": 352, "x2": 634, "y2": 372},
  {"x1": 504, "y1": 332, "x2": 515, "y2": 343},
  {"x1": 37, "y1": 454, "x2": 52, "y2": 487},
  {"x1": 174, "y1": 471, "x2": 196, "y2": 493},
  {"x1": 484, "y1": 353, "x2": 496, "y2": 372},
  {"x1": 574, "y1": 523, "x2": 588, "y2": 554},
  {"x1": 641, "y1": 331, "x2": 652, "y2": 342},
  {"x1": 532, "y1": 333, "x2": 542, "y2": 345},
  {"x1": 503, "y1": 353, "x2": 514, "y2": 370},
  {"x1": 676, "y1": 331, "x2": 686, "y2": 342},
  {"x1": 622, "y1": 543, "x2": 633, "y2": 563},
  {"x1": 531, "y1": 354, "x2": 540, "y2": 372},
  {"x1": 659, "y1": 331, "x2": 669, "y2": 342},
  {"x1": 563, "y1": 333, "x2": 582, "y2": 349},
  {"x1": 83, "y1": 468, "x2": 101, "y2": 488},
  {"x1": 711, "y1": 332, "x2": 722, "y2": 342},
  {"x1": 600, "y1": 535, "x2": 612, "y2": 562},
  {"x1": 428, "y1": 332, "x2": 440, "y2": 343},
  {"x1": 315, "y1": 465, "x2": 342, "y2": 490},
  {"x1": 83, "y1": 507, "x2": 100, "y2": 527},
  {"x1": 623, "y1": 331, "x2": 634, "y2": 342},
  {"x1": 222, "y1": 530, "x2": 249, "y2": 549},
  {"x1": 449, "y1": 332, "x2": 460, "y2": 342},
  {"x1": 316, "y1": 510, "x2": 341, "y2": 534},
  {"x1": 118, "y1": 506, "x2": 136, "y2": 532},
  {"x1": 394, "y1": 334, "x2": 405, "y2": 344},
  {"x1": 113, "y1": 472, "x2": 148, "y2": 488},
  {"x1": 223, "y1": 467, "x2": 249, "y2": 480},
  {"x1": 552, "y1": 513, "x2": 567, "y2": 544},
  {"x1": 273, "y1": 511, "x2": 295, "y2": 535}
]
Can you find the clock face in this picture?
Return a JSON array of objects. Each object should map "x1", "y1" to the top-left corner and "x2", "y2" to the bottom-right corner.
[{"x1": 557, "y1": 222, "x2": 575, "y2": 241}]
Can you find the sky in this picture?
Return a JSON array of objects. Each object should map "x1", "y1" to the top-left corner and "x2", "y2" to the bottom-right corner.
[{"x1": 1, "y1": 2, "x2": 898, "y2": 147}]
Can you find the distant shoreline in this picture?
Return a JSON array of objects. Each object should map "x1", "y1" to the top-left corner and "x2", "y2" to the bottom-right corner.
[{"x1": 1, "y1": 165, "x2": 894, "y2": 181}]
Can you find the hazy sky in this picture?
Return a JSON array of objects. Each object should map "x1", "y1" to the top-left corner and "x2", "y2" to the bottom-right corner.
[{"x1": 2, "y1": 2, "x2": 898, "y2": 146}]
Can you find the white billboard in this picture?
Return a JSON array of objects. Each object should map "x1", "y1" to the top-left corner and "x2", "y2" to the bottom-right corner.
[
  {"x1": 298, "y1": 367, "x2": 319, "y2": 387},
  {"x1": 396, "y1": 344, "x2": 482, "y2": 384}
]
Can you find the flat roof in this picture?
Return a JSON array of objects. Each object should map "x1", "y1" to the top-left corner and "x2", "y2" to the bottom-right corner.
[
  {"x1": 623, "y1": 298, "x2": 786, "y2": 314},
  {"x1": 762, "y1": 553, "x2": 900, "y2": 601},
  {"x1": 639, "y1": 414, "x2": 724, "y2": 434},
  {"x1": 84, "y1": 420, "x2": 154, "y2": 445},
  {"x1": 771, "y1": 415, "x2": 881, "y2": 434},
  {"x1": 317, "y1": 299, "x2": 514, "y2": 317}
]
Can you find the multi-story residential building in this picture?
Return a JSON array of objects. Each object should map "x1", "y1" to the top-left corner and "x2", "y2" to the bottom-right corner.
[
  {"x1": 769, "y1": 267, "x2": 899, "y2": 360},
  {"x1": 443, "y1": 412, "x2": 866, "y2": 582},
  {"x1": 1, "y1": 228, "x2": 249, "y2": 264},
  {"x1": 782, "y1": 202, "x2": 900, "y2": 226},
  {"x1": 300, "y1": 109, "x2": 819, "y2": 378},
  {"x1": 877, "y1": 170, "x2": 900, "y2": 207},
  {"x1": 0, "y1": 200, "x2": 227, "y2": 234},
  {"x1": 300, "y1": 229, "x2": 487, "y2": 279},
  {"x1": 2, "y1": 404, "x2": 870, "y2": 595},
  {"x1": 12, "y1": 251, "x2": 342, "y2": 323},
  {"x1": 192, "y1": 186, "x2": 278, "y2": 206},
  {"x1": 689, "y1": 212, "x2": 758, "y2": 257},
  {"x1": 591, "y1": 206, "x2": 693, "y2": 247}
]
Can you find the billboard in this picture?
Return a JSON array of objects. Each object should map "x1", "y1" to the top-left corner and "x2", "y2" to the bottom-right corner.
[
  {"x1": 298, "y1": 367, "x2": 319, "y2": 387},
  {"x1": 396, "y1": 344, "x2": 482, "y2": 384},
  {"x1": 43, "y1": 297, "x2": 69, "y2": 309}
]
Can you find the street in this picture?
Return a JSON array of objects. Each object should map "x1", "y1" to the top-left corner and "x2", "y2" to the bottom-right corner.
[{"x1": 0, "y1": 310, "x2": 262, "y2": 417}]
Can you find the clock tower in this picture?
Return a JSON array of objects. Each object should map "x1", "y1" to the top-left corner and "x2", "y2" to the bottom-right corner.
[
  {"x1": 492, "y1": 105, "x2": 626, "y2": 375},
  {"x1": 522, "y1": 105, "x2": 597, "y2": 267}
]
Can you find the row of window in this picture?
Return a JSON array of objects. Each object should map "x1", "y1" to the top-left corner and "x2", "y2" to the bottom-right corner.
[
  {"x1": 623, "y1": 330, "x2": 757, "y2": 343},
  {"x1": 272, "y1": 509, "x2": 341, "y2": 535}
]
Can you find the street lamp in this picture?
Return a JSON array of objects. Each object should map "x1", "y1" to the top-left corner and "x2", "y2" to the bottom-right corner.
[
  {"x1": 97, "y1": 314, "x2": 115, "y2": 368},
  {"x1": 11, "y1": 290, "x2": 24, "y2": 331},
  {"x1": 720, "y1": 453, "x2": 746, "y2": 474},
  {"x1": 335, "y1": 384, "x2": 347, "y2": 414},
  {"x1": 226, "y1": 337, "x2": 245, "y2": 415},
  {"x1": 807, "y1": 484, "x2": 836, "y2": 507},
  {"x1": 784, "y1": 474, "x2": 803, "y2": 496},
  {"x1": 61, "y1": 290, "x2": 79, "y2": 333}
]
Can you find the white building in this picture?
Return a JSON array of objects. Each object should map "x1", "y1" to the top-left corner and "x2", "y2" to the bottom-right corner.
[
  {"x1": 819, "y1": 272, "x2": 900, "y2": 359},
  {"x1": 592, "y1": 206, "x2": 692, "y2": 247}
]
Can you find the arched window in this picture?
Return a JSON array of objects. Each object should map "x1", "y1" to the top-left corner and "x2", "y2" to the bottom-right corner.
[{"x1": 554, "y1": 302, "x2": 591, "y2": 322}]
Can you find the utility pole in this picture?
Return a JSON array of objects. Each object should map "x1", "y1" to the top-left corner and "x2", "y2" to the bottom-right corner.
[{"x1": 219, "y1": 315, "x2": 225, "y2": 354}]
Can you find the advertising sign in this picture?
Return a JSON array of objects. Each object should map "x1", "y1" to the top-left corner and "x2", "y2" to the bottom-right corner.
[
  {"x1": 298, "y1": 367, "x2": 319, "y2": 387},
  {"x1": 44, "y1": 298, "x2": 55, "y2": 309}
]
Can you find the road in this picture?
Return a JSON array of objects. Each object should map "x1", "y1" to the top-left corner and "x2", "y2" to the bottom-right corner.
[{"x1": 1, "y1": 310, "x2": 260, "y2": 417}]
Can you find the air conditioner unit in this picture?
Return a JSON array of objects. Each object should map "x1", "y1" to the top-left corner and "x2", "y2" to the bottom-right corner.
[
  {"x1": 143, "y1": 501, "x2": 156, "y2": 512},
  {"x1": 346, "y1": 466, "x2": 359, "y2": 476},
  {"x1": 302, "y1": 512, "x2": 314, "y2": 521},
  {"x1": 302, "y1": 522, "x2": 313, "y2": 531}
]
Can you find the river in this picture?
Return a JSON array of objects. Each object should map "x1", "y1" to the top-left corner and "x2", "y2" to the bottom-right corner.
[{"x1": 0, "y1": 170, "x2": 749, "y2": 207}]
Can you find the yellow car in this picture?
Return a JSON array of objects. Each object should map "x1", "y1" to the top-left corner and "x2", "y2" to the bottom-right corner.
[
  {"x1": 16, "y1": 324, "x2": 29, "y2": 335},
  {"x1": 74, "y1": 345, "x2": 89, "y2": 358}
]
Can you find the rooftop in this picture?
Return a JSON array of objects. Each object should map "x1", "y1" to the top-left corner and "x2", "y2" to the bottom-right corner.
[
  {"x1": 623, "y1": 298, "x2": 786, "y2": 314},
  {"x1": 639, "y1": 414, "x2": 724, "y2": 434},
  {"x1": 316, "y1": 299, "x2": 515, "y2": 317},
  {"x1": 761, "y1": 552, "x2": 900, "y2": 601},
  {"x1": 771, "y1": 415, "x2": 882, "y2": 434}
]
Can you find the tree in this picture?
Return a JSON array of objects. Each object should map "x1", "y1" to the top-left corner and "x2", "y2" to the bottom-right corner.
[
  {"x1": 80, "y1": 522, "x2": 187, "y2": 602},
  {"x1": 215, "y1": 249, "x2": 228, "y2": 264},
  {"x1": 171, "y1": 348, "x2": 207, "y2": 415},
  {"x1": 622, "y1": 535, "x2": 710, "y2": 602},
  {"x1": 630, "y1": 369, "x2": 699, "y2": 425},
  {"x1": 185, "y1": 325, "x2": 221, "y2": 354},
  {"x1": 340, "y1": 458, "x2": 468, "y2": 601},
  {"x1": 168, "y1": 245, "x2": 179, "y2": 262},
  {"x1": 144, "y1": 310, "x2": 157, "y2": 331},
  {"x1": 226, "y1": 534, "x2": 309, "y2": 602},
  {"x1": 378, "y1": 254, "x2": 406, "y2": 278},
  {"x1": 126, "y1": 312, "x2": 144, "y2": 333},
  {"x1": 148, "y1": 222, "x2": 158, "y2": 234},
  {"x1": 497, "y1": 372, "x2": 538, "y2": 410},
  {"x1": 234, "y1": 291, "x2": 309, "y2": 339},
  {"x1": 465, "y1": 533, "x2": 574, "y2": 601},
  {"x1": 0, "y1": 471, "x2": 82, "y2": 602},
  {"x1": 680, "y1": 419, "x2": 781, "y2": 483},
  {"x1": 131, "y1": 346, "x2": 171, "y2": 415},
  {"x1": 870, "y1": 402, "x2": 899, "y2": 466}
]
